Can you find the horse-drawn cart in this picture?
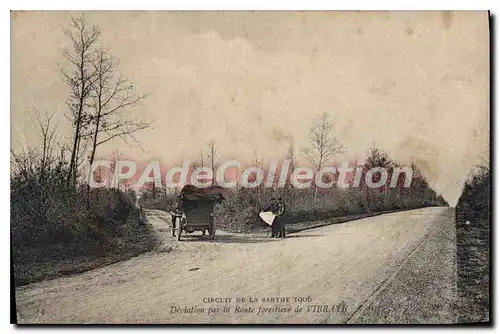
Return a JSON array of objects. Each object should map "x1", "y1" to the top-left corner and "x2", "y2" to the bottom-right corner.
[{"x1": 171, "y1": 185, "x2": 225, "y2": 241}]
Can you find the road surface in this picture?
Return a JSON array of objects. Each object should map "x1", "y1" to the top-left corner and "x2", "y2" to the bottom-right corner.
[{"x1": 15, "y1": 207, "x2": 457, "y2": 324}]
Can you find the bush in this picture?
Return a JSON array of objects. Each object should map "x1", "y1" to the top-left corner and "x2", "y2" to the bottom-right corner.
[
  {"x1": 10, "y1": 157, "x2": 159, "y2": 287},
  {"x1": 455, "y1": 163, "x2": 490, "y2": 322},
  {"x1": 211, "y1": 184, "x2": 445, "y2": 232}
]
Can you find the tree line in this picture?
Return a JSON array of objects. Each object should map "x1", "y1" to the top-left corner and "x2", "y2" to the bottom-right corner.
[{"x1": 140, "y1": 113, "x2": 448, "y2": 231}]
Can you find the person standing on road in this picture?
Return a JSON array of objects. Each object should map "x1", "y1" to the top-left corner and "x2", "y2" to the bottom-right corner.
[
  {"x1": 171, "y1": 204, "x2": 182, "y2": 235},
  {"x1": 263, "y1": 197, "x2": 278, "y2": 238},
  {"x1": 275, "y1": 197, "x2": 286, "y2": 238},
  {"x1": 138, "y1": 205, "x2": 149, "y2": 224}
]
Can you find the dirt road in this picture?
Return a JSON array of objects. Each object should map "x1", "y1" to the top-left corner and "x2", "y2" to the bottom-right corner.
[{"x1": 15, "y1": 207, "x2": 457, "y2": 324}]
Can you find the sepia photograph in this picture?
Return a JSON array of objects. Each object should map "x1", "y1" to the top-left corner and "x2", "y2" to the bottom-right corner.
[{"x1": 10, "y1": 10, "x2": 490, "y2": 324}]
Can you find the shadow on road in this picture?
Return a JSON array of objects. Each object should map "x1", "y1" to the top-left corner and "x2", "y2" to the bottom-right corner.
[
  {"x1": 283, "y1": 234, "x2": 323, "y2": 239},
  {"x1": 176, "y1": 233, "x2": 324, "y2": 244},
  {"x1": 177, "y1": 234, "x2": 274, "y2": 244}
]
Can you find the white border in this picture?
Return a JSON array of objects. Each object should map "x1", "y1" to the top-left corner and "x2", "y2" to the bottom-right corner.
[
  {"x1": 3, "y1": 1, "x2": 497, "y2": 333},
  {"x1": 2, "y1": 0, "x2": 496, "y2": 10}
]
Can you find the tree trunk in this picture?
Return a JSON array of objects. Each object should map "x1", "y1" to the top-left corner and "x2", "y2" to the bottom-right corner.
[{"x1": 66, "y1": 57, "x2": 86, "y2": 189}]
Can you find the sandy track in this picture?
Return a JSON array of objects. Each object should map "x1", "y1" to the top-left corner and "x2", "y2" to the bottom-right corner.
[{"x1": 14, "y1": 207, "x2": 456, "y2": 324}]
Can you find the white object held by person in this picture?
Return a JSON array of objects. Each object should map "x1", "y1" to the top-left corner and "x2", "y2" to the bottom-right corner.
[{"x1": 259, "y1": 211, "x2": 277, "y2": 226}]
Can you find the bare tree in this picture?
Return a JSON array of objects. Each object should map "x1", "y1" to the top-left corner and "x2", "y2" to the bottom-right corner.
[
  {"x1": 33, "y1": 108, "x2": 58, "y2": 185},
  {"x1": 85, "y1": 46, "x2": 149, "y2": 171},
  {"x1": 302, "y1": 113, "x2": 344, "y2": 172},
  {"x1": 281, "y1": 139, "x2": 297, "y2": 193},
  {"x1": 253, "y1": 148, "x2": 263, "y2": 168},
  {"x1": 286, "y1": 140, "x2": 296, "y2": 175},
  {"x1": 11, "y1": 108, "x2": 60, "y2": 183},
  {"x1": 302, "y1": 113, "x2": 344, "y2": 201},
  {"x1": 207, "y1": 140, "x2": 217, "y2": 185},
  {"x1": 61, "y1": 15, "x2": 101, "y2": 188},
  {"x1": 11, "y1": 108, "x2": 67, "y2": 231},
  {"x1": 199, "y1": 148, "x2": 206, "y2": 168},
  {"x1": 193, "y1": 148, "x2": 206, "y2": 168},
  {"x1": 10, "y1": 146, "x2": 38, "y2": 177},
  {"x1": 246, "y1": 148, "x2": 264, "y2": 187}
]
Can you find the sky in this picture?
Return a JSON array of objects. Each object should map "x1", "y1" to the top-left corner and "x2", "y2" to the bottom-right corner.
[{"x1": 11, "y1": 11, "x2": 490, "y2": 206}]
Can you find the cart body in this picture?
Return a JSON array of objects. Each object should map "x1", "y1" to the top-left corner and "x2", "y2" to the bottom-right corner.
[{"x1": 172, "y1": 185, "x2": 225, "y2": 241}]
